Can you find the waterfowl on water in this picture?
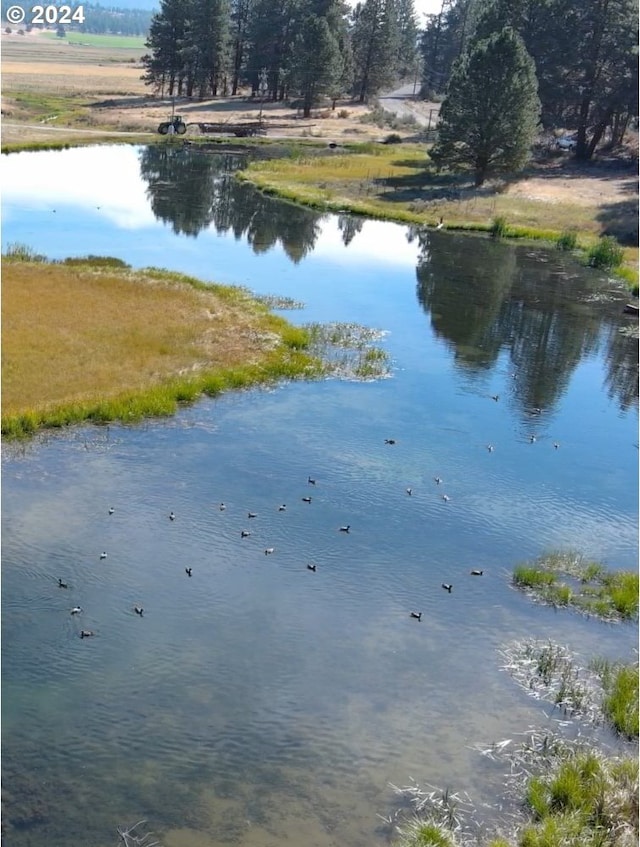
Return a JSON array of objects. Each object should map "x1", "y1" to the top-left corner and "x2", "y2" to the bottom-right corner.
[
  {"x1": 308, "y1": 476, "x2": 316, "y2": 485},
  {"x1": 278, "y1": 504, "x2": 287, "y2": 511},
  {"x1": 491, "y1": 394, "x2": 500, "y2": 402},
  {"x1": 442, "y1": 583, "x2": 453, "y2": 593},
  {"x1": 553, "y1": 442, "x2": 560, "y2": 449},
  {"x1": 240, "y1": 530, "x2": 251, "y2": 538},
  {"x1": 169, "y1": 512, "x2": 176, "y2": 521},
  {"x1": 58, "y1": 579, "x2": 68, "y2": 589},
  {"x1": 302, "y1": 496, "x2": 312, "y2": 503},
  {"x1": 219, "y1": 503, "x2": 226, "y2": 511},
  {"x1": 307, "y1": 564, "x2": 317, "y2": 571},
  {"x1": 70, "y1": 606, "x2": 83, "y2": 615},
  {"x1": 339, "y1": 525, "x2": 351, "y2": 533},
  {"x1": 406, "y1": 488, "x2": 413, "y2": 496},
  {"x1": 486, "y1": 444, "x2": 494, "y2": 452},
  {"x1": 384, "y1": 438, "x2": 396, "y2": 445},
  {"x1": 410, "y1": 611, "x2": 422, "y2": 621},
  {"x1": 100, "y1": 552, "x2": 108, "y2": 560},
  {"x1": 264, "y1": 547, "x2": 275, "y2": 555},
  {"x1": 435, "y1": 217, "x2": 444, "y2": 230},
  {"x1": 470, "y1": 569, "x2": 483, "y2": 576},
  {"x1": 248, "y1": 512, "x2": 257, "y2": 519},
  {"x1": 134, "y1": 606, "x2": 144, "y2": 616},
  {"x1": 80, "y1": 630, "x2": 94, "y2": 638},
  {"x1": 108, "y1": 507, "x2": 115, "y2": 515},
  {"x1": 185, "y1": 567, "x2": 192, "y2": 576},
  {"x1": 434, "y1": 476, "x2": 442, "y2": 485},
  {"x1": 530, "y1": 435, "x2": 537, "y2": 443},
  {"x1": 442, "y1": 494, "x2": 450, "y2": 503}
]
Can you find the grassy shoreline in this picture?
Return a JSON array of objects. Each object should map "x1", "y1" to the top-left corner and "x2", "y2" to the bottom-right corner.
[
  {"x1": 1, "y1": 255, "x2": 322, "y2": 439},
  {"x1": 236, "y1": 143, "x2": 638, "y2": 290}
]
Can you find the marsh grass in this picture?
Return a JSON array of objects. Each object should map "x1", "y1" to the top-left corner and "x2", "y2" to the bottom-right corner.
[
  {"x1": 511, "y1": 552, "x2": 638, "y2": 621},
  {"x1": 305, "y1": 322, "x2": 391, "y2": 380},
  {"x1": 590, "y1": 659, "x2": 639, "y2": 739},
  {"x1": 1, "y1": 257, "x2": 325, "y2": 438}
]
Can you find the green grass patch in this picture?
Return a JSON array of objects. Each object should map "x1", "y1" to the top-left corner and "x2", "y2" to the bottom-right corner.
[
  {"x1": 591, "y1": 659, "x2": 639, "y2": 739},
  {"x1": 522, "y1": 750, "x2": 638, "y2": 847},
  {"x1": 512, "y1": 552, "x2": 638, "y2": 621},
  {"x1": 588, "y1": 235, "x2": 625, "y2": 269},
  {"x1": 40, "y1": 31, "x2": 146, "y2": 50}
]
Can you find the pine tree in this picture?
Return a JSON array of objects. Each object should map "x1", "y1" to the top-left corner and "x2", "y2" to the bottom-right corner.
[
  {"x1": 289, "y1": 14, "x2": 341, "y2": 116},
  {"x1": 351, "y1": 0, "x2": 400, "y2": 103},
  {"x1": 229, "y1": 0, "x2": 254, "y2": 95},
  {"x1": 430, "y1": 27, "x2": 540, "y2": 186},
  {"x1": 142, "y1": 0, "x2": 191, "y2": 96},
  {"x1": 188, "y1": 0, "x2": 231, "y2": 98}
]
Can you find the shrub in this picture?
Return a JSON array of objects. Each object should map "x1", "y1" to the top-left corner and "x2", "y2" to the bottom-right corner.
[
  {"x1": 337, "y1": 109, "x2": 350, "y2": 119},
  {"x1": 383, "y1": 133, "x2": 403, "y2": 144},
  {"x1": 4, "y1": 242, "x2": 47, "y2": 262},
  {"x1": 490, "y1": 216, "x2": 508, "y2": 238},
  {"x1": 556, "y1": 230, "x2": 577, "y2": 251},
  {"x1": 587, "y1": 236, "x2": 624, "y2": 269}
]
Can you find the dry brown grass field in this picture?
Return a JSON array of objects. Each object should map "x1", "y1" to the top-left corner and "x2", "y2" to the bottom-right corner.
[
  {"x1": 1, "y1": 30, "x2": 385, "y2": 143},
  {"x1": 1, "y1": 259, "x2": 305, "y2": 419}
]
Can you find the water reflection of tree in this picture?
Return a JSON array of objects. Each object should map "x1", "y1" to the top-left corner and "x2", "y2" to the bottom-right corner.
[
  {"x1": 415, "y1": 233, "x2": 632, "y2": 416},
  {"x1": 138, "y1": 146, "x2": 324, "y2": 261},
  {"x1": 416, "y1": 230, "x2": 515, "y2": 370},
  {"x1": 338, "y1": 214, "x2": 364, "y2": 246},
  {"x1": 603, "y1": 324, "x2": 639, "y2": 412}
]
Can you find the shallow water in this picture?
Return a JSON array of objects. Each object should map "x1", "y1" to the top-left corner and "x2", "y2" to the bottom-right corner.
[{"x1": 2, "y1": 145, "x2": 638, "y2": 846}]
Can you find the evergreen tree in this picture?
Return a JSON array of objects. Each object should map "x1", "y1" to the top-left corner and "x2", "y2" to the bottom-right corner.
[
  {"x1": 142, "y1": 0, "x2": 191, "y2": 96},
  {"x1": 351, "y1": 0, "x2": 400, "y2": 103},
  {"x1": 430, "y1": 27, "x2": 540, "y2": 186},
  {"x1": 188, "y1": 0, "x2": 231, "y2": 98},
  {"x1": 395, "y1": 0, "x2": 419, "y2": 78},
  {"x1": 229, "y1": 0, "x2": 254, "y2": 95},
  {"x1": 289, "y1": 14, "x2": 341, "y2": 116}
]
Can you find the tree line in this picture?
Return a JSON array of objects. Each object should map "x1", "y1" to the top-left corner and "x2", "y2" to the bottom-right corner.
[
  {"x1": 422, "y1": 0, "x2": 638, "y2": 164},
  {"x1": 142, "y1": 0, "x2": 420, "y2": 115}
]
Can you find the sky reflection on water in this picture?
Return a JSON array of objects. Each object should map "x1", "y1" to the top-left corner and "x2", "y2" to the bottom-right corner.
[{"x1": 2, "y1": 145, "x2": 638, "y2": 847}]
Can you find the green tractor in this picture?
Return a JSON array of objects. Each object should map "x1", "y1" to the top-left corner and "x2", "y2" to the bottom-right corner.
[{"x1": 157, "y1": 115, "x2": 187, "y2": 135}]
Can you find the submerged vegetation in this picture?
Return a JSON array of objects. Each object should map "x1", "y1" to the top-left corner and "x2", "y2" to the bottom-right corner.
[
  {"x1": 512, "y1": 552, "x2": 639, "y2": 621},
  {"x1": 1, "y1": 252, "x2": 389, "y2": 438}
]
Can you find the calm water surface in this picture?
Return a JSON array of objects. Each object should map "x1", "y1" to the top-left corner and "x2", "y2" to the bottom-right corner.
[{"x1": 2, "y1": 146, "x2": 638, "y2": 847}]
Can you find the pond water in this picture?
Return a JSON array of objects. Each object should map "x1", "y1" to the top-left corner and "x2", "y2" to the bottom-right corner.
[{"x1": 2, "y1": 145, "x2": 638, "y2": 847}]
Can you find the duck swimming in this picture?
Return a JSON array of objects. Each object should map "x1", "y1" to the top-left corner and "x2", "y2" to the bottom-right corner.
[
  {"x1": 219, "y1": 503, "x2": 226, "y2": 511},
  {"x1": 108, "y1": 507, "x2": 115, "y2": 515},
  {"x1": 442, "y1": 583, "x2": 453, "y2": 592},
  {"x1": 58, "y1": 578, "x2": 68, "y2": 589},
  {"x1": 434, "y1": 476, "x2": 442, "y2": 485},
  {"x1": 470, "y1": 569, "x2": 483, "y2": 576},
  {"x1": 308, "y1": 476, "x2": 316, "y2": 485},
  {"x1": 307, "y1": 564, "x2": 317, "y2": 572},
  {"x1": 406, "y1": 488, "x2": 413, "y2": 496},
  {"x1": 410, "y1": 611, "x2": 422, "y2": 621},
  {"x1": 241, "y1": 530, "x2": 251, "y2": 538},
  {"x1": 302, "y1": 496, "x2": 312, "y2": 503},
  {"x1": 278, "y1": 504, "x2": 287, "y2": 511},
  {"x1": 248, "y1": 512, "x2": 257, "y2": 518},
  {"x1": 80, "y1": 630, "x2": 94, "y2": 638},
  {"x1": 134, "y1": 606, "x2": 144, "y2": 616},
  {"x1": 185, "y1": 567, "x2": 192, "y2": 576},
  {"x1": 264, "y1": 547, "x2": 275, "y2": 555},
  {"x1": 384, "y1": 438, "x2": 396, "y2": 445},
  {"x1": 339, "y1": 525, "x2": 351, "y2": 533},
  {"x1": 169, "y1": 512, "x2": 176, "y2": 521},
  {"x1": 100, "y1": 552, "x2": 108, "y2": 560},
  {"x1": 70, "y1": 606, "x2": 82, "y2": 615}
]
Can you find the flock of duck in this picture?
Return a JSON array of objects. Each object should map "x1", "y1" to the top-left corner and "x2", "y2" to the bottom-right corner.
[{"x1": 56, "y1": 412, "x2": 555, "y2": 634}]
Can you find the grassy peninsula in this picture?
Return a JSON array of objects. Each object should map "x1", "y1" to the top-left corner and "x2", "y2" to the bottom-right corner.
[{"x1": 1, "y1": 253, "x2": 319, "y2": 438}]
